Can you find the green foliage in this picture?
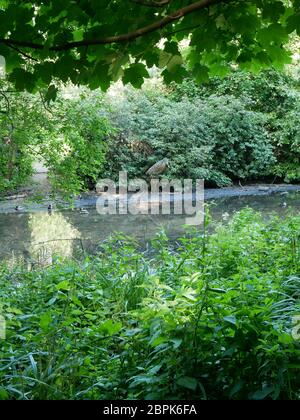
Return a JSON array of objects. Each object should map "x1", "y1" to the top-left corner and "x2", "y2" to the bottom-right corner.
[
  {"x1": 105, "y1": 88, "x2": 275, "y2": 186},
  {"x1": 169, "y1": 69, "x2": 298, "y2": 114},
  {"x1": 0, "y1": 140, "x2": 32, "y2": 193},
  {"x1": 0, "y1": 82, "x2": 49, "y2": 193},
  {"x1": 270, "y1": 99, "x2": 300, "y2": 182},
  {"x1": 169, "y1": 68, "x2": 300, "y2": 183},
  {"x1": 0, "y1": 1, "x2": 298, "y2": 91},
  {"x1": 0, "y1": 209, "x2": 299, "y2": 400},
  {"x1": 0, "y1": 84, "x2": 112, "y2": 195},
  {"x1": 44, "y1": 92, "x2": 112, "y2": 194}
]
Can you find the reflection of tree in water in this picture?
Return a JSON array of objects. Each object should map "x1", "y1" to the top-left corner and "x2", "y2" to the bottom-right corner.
[
  {"x1": 28, "y1": 212, "x2": 81, "y2": 265},
  {"x1": 0, "y1": 213, "x2": 30, "y2": 256}
]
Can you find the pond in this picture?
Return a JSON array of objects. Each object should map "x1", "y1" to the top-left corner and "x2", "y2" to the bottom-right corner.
[{"x1": 0, "y1": 187, "x2": 299, "y2": 265}]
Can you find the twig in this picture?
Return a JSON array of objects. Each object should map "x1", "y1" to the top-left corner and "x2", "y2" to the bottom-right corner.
[
  {"x1": 39, "y1": 91, "x2": 54, "y2": 115},
  {"x1": 6, "y1": 43, "x2": 38, "y2": 62},
  {"x1": 0, "y1": 90, "x2": 10, "y2": 113}
]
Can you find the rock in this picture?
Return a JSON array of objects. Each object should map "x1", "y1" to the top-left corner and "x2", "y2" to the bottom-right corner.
[{"x1": 258, "y1": 186, "x2": 270, "y2": 192}]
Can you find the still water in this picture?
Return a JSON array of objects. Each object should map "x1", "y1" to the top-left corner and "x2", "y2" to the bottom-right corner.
[{"x1": 0, "y1": 191, "x2": 299, "y2": 264}]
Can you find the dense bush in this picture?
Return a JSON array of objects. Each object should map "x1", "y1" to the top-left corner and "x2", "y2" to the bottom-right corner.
[
  {"x1": 105, "y1": 90, "x2": 275, "y2": 186},
  {"x1": 270, "y1": 100, "x2": 300, "y2": 182},
  {"x1": 44, "y1": 92, "x2": 112, "y2": 194},
  {"x1": 169, "y1": 69, "x2": 300, "y2": 183},
  {"x1": 0, "y1": 140, "x2": 33, "y2": 193},
  {"x1": 169, "y1": 69, "x2": 298, "y2": 115},
  {"x1": 0, "y1": 209, "x2": 299, "y2": 400},
  {"x1": 0, "y1": 84, "x2": 42, "y2": 194},
  {"x1": 0, "y1": 85, "x2": 112, "y2": 195}
]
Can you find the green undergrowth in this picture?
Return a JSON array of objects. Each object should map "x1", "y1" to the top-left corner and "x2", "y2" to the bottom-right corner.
[{"x1": 0, "y1": 209, "x2": 299, "y2": 400}]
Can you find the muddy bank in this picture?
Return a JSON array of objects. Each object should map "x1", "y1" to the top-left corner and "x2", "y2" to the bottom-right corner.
[
  {"x1": 204, "y1": 183, "x2": 300, "y2": 199},
  {"x1": 72, "y1": 183, "x2": 300, "y2": 208},
  {"x1": 0, "y1": 183, "x2": 300, "y2": 214}
]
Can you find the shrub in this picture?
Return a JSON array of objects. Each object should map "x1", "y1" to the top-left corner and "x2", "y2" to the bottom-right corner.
[
  {"x1": 105, "y1": 90, "x2": 275, "y2": 186},
  {"x1": 45, "y1": 93, "x2": 112, "y2": 194},
  {"x1": 169, "y1": 69, "x2": 298, "y2": 115},
  {"x1": 0, "y1": 84, "x2": 112, "y2": 196},
  {"x1": 0, "y1": 85, "x2": 39, "y2": 194},
  {"x1": 169, "y1": 68, "x2": 300, "y2": 184},
  {"x1": 271, "y1": 100, "x2": 300, "y2": 182}
]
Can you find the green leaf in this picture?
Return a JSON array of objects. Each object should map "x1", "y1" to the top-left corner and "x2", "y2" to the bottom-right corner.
[
  {"x1": 39, "y1": 312, "x2": 52, "y2": 330},
  {"x1": 34, "y1": 62, "x2": 54, "y2": 85},
  {"x1": 192, "y1": 63, "x2": 209, "y2": 84},
  {"x1": 89, "y1": 61, "x2": 111, "y2": 91},
  {"x1": 46, "y1": 297, "x2": 57, "y2": 306},
  {"x1": 8, "y1": 68, "x2": 37, "y2": 92},
  {"x1": 164, "y1": 41, "x2": 180, "y2": 56},
  {"x1": 167, "y1": 55, "x2": 183, "y2": 72},
  {"x1": 45, "y1": 84, "x2": 58, "y2": 103},
  {"x1": 286, "y1": 13, "x2": 300, "y2": 35},
  {"x1": 73, "y1": 29, "x2": 84, "y2": 41},
  {"x1": 99, "y1": 319, "x2": 122, "y2": 336},
  {"x1": 223, "y1": 315, "x2": 237, "y2": 326},
  {"x1": 177, "y1": 376, "x2": 198, "y2": 391},
  {"x1": 122, "y1": 63, "x2": 149, "y2": 88},
  {"x1": 278, "y1": 333, "x2": 293, "y2": 344},
  {"x1": 6, "y1": 307, "x2": 23, "y2": 315},
  {"x1": 257, "y1": 23, "x2": 288, "y2": 46},
  {"x1": 262, "y1": 1, "x2": 285, "y2": 21},
  {"x1": 150, "y1": 336, "x2": 167, "y2": 347},
  {"x1": 251, "y1": 386, "x2": 274, "y2": 400},
  {"x1": 56, "y1": 280, "x2": 70, "y2": 291},
  {"x1": 162, "y1": 65, "x2": 187, "y2": 84},
  {"x1": 0, "y1": 388, "x2": 8, "y2": 400},
  {"x1": 229, "y1": 380, "x2": 244, "y2": 398},
  {"x1": 171, "y1": 338, "x2": 182, "y2": 349}
]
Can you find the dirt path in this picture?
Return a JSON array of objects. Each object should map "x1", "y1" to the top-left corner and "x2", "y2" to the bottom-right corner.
[{"x1": 25, "y1": 161, "x2": 51, "y2": 196}]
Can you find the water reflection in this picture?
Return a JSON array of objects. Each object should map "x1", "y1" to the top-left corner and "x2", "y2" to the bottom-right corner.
[
  {"x1": 28, "y1": 212, "x2": 81, "y2": 266},
  {"x1": 0, "y1": 191, "x2": 299, "y2": 264}
]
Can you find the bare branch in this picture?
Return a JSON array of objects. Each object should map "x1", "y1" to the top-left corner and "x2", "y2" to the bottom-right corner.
[
  {"x1": 0, "y1": 90, "x2": 10, "y2": 113},
  {"x1": 6, "y1": 43, "x2": 39, "y2": 62},
  {"x1": 39, "y1": 91, "x2": 54, "y2": 115}
]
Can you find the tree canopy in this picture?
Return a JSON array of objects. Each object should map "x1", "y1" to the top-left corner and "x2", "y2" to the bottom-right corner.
[{"x1": 0, "y1": 0, "x2": 299, "y2": 96}]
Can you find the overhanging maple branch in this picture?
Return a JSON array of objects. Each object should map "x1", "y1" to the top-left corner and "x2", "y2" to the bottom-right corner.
[{"x1": 0, "y1": 0, "x2": 224, "y2": 52}]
